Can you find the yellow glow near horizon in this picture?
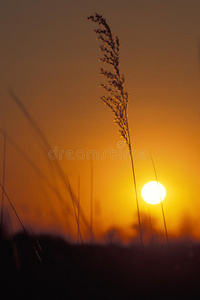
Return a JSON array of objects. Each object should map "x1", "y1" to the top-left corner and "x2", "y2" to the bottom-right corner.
[{"x1": 141, "y1": 181, "x2": 166, "y2": 205}]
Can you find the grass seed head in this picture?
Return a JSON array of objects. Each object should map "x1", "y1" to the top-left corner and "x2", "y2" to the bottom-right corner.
[{"x1": 88, "y1": 13, "x2": 130, "y2": 147}]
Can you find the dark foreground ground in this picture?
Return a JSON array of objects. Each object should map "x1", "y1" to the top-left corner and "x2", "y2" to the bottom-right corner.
[{"x1": 0, "y1": 233, "x2": 200, "y2": 299}]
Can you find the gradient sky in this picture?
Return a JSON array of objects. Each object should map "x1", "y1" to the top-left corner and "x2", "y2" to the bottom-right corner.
[{"x1": 0, "y1": 0, "x2": 200, "y2": 243}]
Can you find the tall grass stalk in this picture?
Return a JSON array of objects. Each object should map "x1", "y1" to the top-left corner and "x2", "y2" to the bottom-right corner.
[
  {"x1": 0, "y1": 127, "x2": 90, "y2": 243},
  {"x1": 67, "y1": 175, "x2": 83, "y2": 244},
  {"x1": 150, "y1": 152, "x2": 169, "y2": 247},
  {"x1": 8, "y1": 90, "x2": 88, "y2": 241},
  {"x1": 77, "y1": 175, "x2": 80, "y2": 244},
  {"x1": 0, "y1": 128, "x2": 6, "y2": 237},
  {"x1": 0, "y1": 181, "x2": 43, "y2": 260},
  {"x1": 148, "y1": 207, "x2": 154, "y2": 245},
  {"x1": 0, "y1": 182, "x2": 27, "y2": 235},
  {"x1": 88, "y1": 13, "x2": 143, "y2": 246},
  {"x1": 90, "y1": 159, "x2": 94, "y2": 245},
  {"x1": 0, "y1": 129, "x2": 72, "y2": 216}
]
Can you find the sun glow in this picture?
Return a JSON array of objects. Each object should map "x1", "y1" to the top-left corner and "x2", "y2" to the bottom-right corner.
[{"x1": 141, "y1": 181, "x2": 166, "y2": 205}]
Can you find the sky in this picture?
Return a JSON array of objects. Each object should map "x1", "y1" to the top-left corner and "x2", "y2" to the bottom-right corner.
[{"x1": 0, "y1": 0, "x2": 200, "y2": 244}]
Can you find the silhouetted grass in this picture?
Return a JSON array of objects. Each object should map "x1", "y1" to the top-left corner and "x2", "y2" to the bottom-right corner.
[
  {"x1": 0, "y1": 128, "x2": 6, "y2": 238},
  {"x1": 88, "y1": 13, "x2": 143, "y2": 246},
  {"x1": 7, "y1": 90, "x2": 90, "y2": 238},
  {"x1": 150, "y1": 151, "x2": 169, "y2": 247}
]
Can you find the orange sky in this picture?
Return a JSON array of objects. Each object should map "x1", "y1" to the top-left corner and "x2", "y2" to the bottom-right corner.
[{"x1": 0, "y1": 0, "x2": 200, "y2": 244}]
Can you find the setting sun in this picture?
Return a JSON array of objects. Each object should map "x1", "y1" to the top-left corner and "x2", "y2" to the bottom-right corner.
[{"x1": 141, "y1": 181, "x2": 166, "y2": 205}]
